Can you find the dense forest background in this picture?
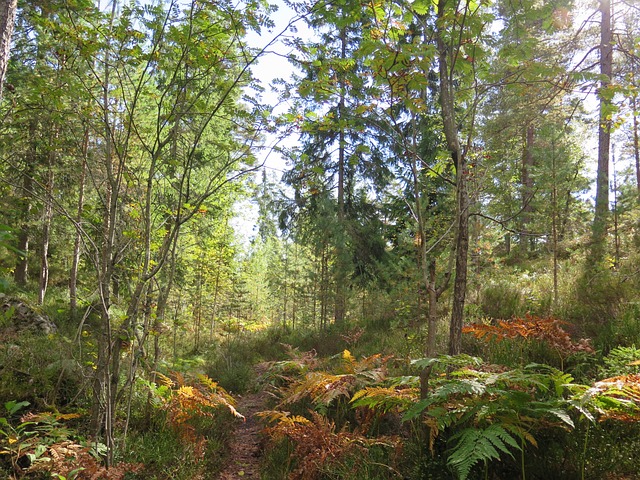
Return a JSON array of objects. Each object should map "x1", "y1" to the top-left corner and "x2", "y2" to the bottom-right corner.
[{"x1": 1, "y1": 0, "x2": 640, "y2": 478}]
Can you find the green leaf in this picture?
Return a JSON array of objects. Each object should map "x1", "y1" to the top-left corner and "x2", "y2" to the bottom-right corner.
[
  {"x1": 448, "y1": 425, "x2": 520, "y2": 480},
  {"x1": 547, "y1": 408, "x2": 574, "y2": 428},
  {"x1": 5, "y1": 401, "x2": 30, "y2": 416},
  {"x1": 402, "y1": 398, "x2": 433, "y2": 421},
  {"x1": 412, "y1": 0, "x2": 430, "y2": 15}
]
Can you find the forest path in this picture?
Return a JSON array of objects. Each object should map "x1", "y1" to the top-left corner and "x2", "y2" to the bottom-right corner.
[{"x1": 217, "y1": 391, "x2": 267, "y2": 479}]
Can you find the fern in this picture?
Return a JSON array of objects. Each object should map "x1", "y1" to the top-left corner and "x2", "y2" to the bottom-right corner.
[
  {"x1": 447, "y1": 424, "x2": 520, "y2": 480},
  {"x1": 462, "y1": 315, "x2": 593, "y2": 359},
  {"x1": 350, "y1": 386, "x2": 418, "y2": 413},
  {"x1": 262, "y1": 410, "x2": 401, "y2": 480},
  {"x1": 258, "y1": 409, "x2": 312, "y2": 427},
  {"x1": 411, "y1": 354, "x2": 482, "y2": 372},
  {"x1": 576, "y1": 373, "x2": 640, "y2": 421}
]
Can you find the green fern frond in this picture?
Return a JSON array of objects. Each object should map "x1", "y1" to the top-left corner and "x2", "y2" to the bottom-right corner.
[
  {"x1": 432, "y1": 378, "x2": 487, "y2": 400},
  {"x1": 388, "y1": 375, "x2": 420, "y2": 387},
  {"x1": 411, "y1": 354, "x2": 482, "y2": 372},
  {"x1": 350, "y1": 386, "x2": 418, "y2": 412},
  {"x1": 196, "y1": 374, "x2": 219, "y2": 392},
  {"x1": 403, "y1": 398, "x2": 434, "y2": 421},
  {"x1": 448, "y1": 424, "x2": 520, "y2": 480},
  {"x1": 546, "y1": 408, "x2": 575, "y2": 428},
  {"x1": 503, "y1": 423, "x2": 538, "y2": 448}
]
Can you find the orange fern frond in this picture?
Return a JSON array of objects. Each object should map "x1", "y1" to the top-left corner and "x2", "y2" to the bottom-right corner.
[
  {"x1": 263, "y1": 410, "x2": 401, "y2": 480},
  {"x1": 463, "y1": 315, "x2": 593, "y2": 357}
]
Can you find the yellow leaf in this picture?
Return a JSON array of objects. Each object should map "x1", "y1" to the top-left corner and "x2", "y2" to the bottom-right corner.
[{"x1": 177, "y1": 386, "x2": 196, "y2": 397}]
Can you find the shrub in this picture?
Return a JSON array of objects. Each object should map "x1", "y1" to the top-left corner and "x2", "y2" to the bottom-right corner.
[
  {"x1": 480, "y1": 280, "x2": 524, "y2": 320},
  {"x1": 599, "y1": 345, "x2": 640, "y2": 378}
]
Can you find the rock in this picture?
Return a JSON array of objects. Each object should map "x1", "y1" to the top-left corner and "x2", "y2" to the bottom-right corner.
[{"x1": 0, "y1": 293, "x2": 57, "y2": 334}]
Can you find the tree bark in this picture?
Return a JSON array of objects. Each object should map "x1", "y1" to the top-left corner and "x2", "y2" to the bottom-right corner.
[
  {"x1": 633, "y1": 96, "x2": 640, "y2": 247},
  {"x1": 590, "y1": 0, "x2": 612, "y2": 265},
  {"x1": 14, "y1": 124, "x2": 36, "y2": 287},
  {"x1": 436, "y1": 0, "x2": 469, "y2": 357},
  {"x1": 38, "y1": 148, "x2": 55, "y2": 305},
  {"x1": 70, "y1": 129, "x2": 88, "y2": 319},
  {"x1": 520, "y1": 123, "x2": 535, "y2": 254},
  {"x1": 634, "y1": 97, "x2": 640, "y2": 198},
  {"x1": 0, "y1": 0, "x2": 17, "y2": 100}
]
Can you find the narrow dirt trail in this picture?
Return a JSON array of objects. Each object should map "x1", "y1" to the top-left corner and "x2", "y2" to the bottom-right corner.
[{"x1": 217, "y1": 392, "x2": 267, "y2": 479}]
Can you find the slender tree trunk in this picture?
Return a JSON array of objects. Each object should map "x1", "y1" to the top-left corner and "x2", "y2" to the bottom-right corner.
[
  {"x1": 436, "y1": 0, "x2": 469, "y2": 357},
  {"x1": 408, "y1": 151, "x2": 450, "y2": 364},
  {"x1": 334, "y1": 26, "x2": 348, "y2": 326},
  {"x1": 93, "y1": 1, "x2": 119, "y2": 462},
  {"x1": 38, "y1": 146, "x2": 55, "y2": 305},
  {"x1": 632, "y1": 97, "x2": 640, "y2": 247},
  {"x1": 282, "y1": 243, "x2": 288, "y2": 329},
  {"x1": 210, "y1": 264, "x2": 221, "y2": 340},
  {"x1": 194, "y1": 258, "x2": 203, "y2": 352},
  {"x1": 321, "y1": 245, "x2": 328, "y2": 329},
  {"x1": 70, "y1": 129, "x2": 88, "y2": 319},
  {"x1": 520, "y1": 123, "x2": 535, "y2": 255},
  {"x1": 590, "y1": 0, "x2": 612, "y2": 265},
  {"x1": 14, "y1": 122, "x2": 38, "y2": 287},
  {"x1": 14, "y1": 163, "x2": 33, "y2": 287},
  {"x1": 551, "y1": 139, "x2": 559, "y2": 309},
  {"x1": 633, "y1": 97, "x2": 640, "y2": 197},
  {"x1": 612, "y1": 151, "x2": 620, "y2": 267},
  {"x1": 0, "y1": 0, "x2": 17, "y2": 100},
  {"x1": 154, "y1": 231, "x2": 179, "y2": 368}
]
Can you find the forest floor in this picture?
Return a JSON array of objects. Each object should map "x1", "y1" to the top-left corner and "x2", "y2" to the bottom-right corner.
[{"x1": 217, "y1": 392, "x2": 267, "y2": 479}]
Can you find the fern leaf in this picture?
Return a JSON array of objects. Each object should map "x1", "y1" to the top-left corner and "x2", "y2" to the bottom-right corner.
[
  {"x1": 448, "y1": 425, "x2": 520, "y2": 480},
  {"x1": 154, "y1": 372, "x2": 174, "y2": 388},
  {"x1": 402, "y1": 398, "x2": 433, "y2": 421},
  {"x1": 504, "y1": 423, "x2": 538, "y2": 448},
  {"x1": 196, "y1": 374, "x2": 219, "y2": 392},
  {"x1": 350, "y1": 386, "x2": 417, "y2": 412},
  {"x1": 343, "y1": 349, "x2": 356, "y2": 365},
  {"x1": 257, "y1": 409, "x2": 291, "y2": 423},
  {"x1": 547, "y1": 408, "x2": 574, "y2": 428}
]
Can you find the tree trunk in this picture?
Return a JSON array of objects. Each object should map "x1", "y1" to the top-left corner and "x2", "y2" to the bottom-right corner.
[
  {"x1": 426, "y1": 261, "x2": 438, "y2": 357},
  {"x1": 38, "y1": 149, "x2": 55, "y2": 305},
  {"x1": 633, "y1": 96, "x2": 640, "y2": 247},
  {"x1": 590, "y1": 0, "x2": 612, "y2": 265},
  {"x1": 551, "y1": 139, "x2": 559, "y2": 309},
  {"x1": 15, "y1": 121, "x2": 39, "y2": 286},
  {"x1": 520, "y1": 123, "x2": 535, "y2": 255},
  {"x1": 0, "y1": 0, "x2": 17, "y2": 100},
  {"x1": 334, "y1": 26, "x2": 348, "y2": 326},
  {"x1": 70, "y1": 129, "x2": 88, "y2": 319},
  {"x1": 92, "y1": 2, "x2": 119, "y2": 460},
  {"x1": 633, "y1": 97, "x2": 640, "y2": 197},
  {"x1": 321, "y1": 245, "x2": 328, "y2": 329},
  {"x1": 436, "y1": 0, "x2": 469, "y2": 357},
  {"x1": 14, "y1": 161, "x2": 33, "y2": 287},
  {"x1": 449, "y1": 164, "x2": 470, "y2": 356}
]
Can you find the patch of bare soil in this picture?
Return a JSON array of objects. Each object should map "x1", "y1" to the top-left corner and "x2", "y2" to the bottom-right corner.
[{"x1": 217, "y1": 392, "x2": 266, "y2": 479}]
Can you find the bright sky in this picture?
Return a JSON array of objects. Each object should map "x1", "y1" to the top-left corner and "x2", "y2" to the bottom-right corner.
[{"x1": 233, "y1": 0, "x2": 308, "y2": 244}]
